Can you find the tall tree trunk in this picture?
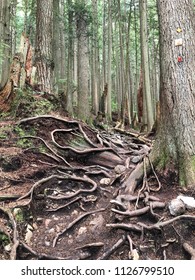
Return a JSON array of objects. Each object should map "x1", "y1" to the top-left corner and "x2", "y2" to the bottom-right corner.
[
  {"x1": 35, "y1": 0, "x2": 53, "y2": 94},
  {"x1": 65, "y1": 0, "x2": 74, "y2": 115},
  {"x1": 53, "y1": 0, "x2": 60, "y2": 93},
  {"x1": 91, "y1": 0, "x2": 99, "y2": 115},
  {"x1": 0, "y1": 0, "x2": 11, "y2": 90},
  {"x1": 107, "y1": 0, "x2": 112, "y2": 121},
  {"x1": 154, "y1": 0, "x2": 195, "y2": 187},
  {"x1": 76, "y1": 0, "x2": 90, "y2": 121},
  {"x1": 139, "y1": 0, "x2": 154, "y2": 131}
]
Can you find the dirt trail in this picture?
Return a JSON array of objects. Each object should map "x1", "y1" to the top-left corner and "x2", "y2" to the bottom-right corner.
[{"x1": 0, "y1": 115, "x2": 194, "y2": 260}]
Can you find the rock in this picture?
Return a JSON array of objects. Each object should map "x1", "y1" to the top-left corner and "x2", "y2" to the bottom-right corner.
[
  {"x1": 44, "y1": 241, "x2": 50, "y2": 247},
  {"x1": 45, "y1": 219, "x2": 52, "y2": 228},
  {"x1": 25, "y1": 224, "x2": 33, "y2": 245},
  {"x1": 131, "y1": 155, "x2": 142, "y2": 163},
  {"x1": 177, "y1": 195, "x2": 195, "y2": 209},
  {"x1": 168, "y1": 198, "x2": 186, "y2": 216},
  {"x1": 78, "y1": 227, "x2": 87, "y2": 235},
  {"x1": 47, "y1": 228, "x2": 55, "y2": 234},
  {"x1": 114, "y1": 165, "x2": 126, "y2": 174},
  {"x1": 100, "y1": 178, "x2": 111, "y2": 186},
  {"x1": 89, "y1": 214, "x2": 105, "y2": 233},
  {"x1": 76, "y1": 227, "x2": 87, "y2": 242},
  {"x1": 4, "y1": 244, "x2": 12, "y2": 252}
]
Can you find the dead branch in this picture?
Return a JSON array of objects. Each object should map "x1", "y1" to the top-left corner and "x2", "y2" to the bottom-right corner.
[
  {"x1": 53, "y1": 207, "x2": 106, "y2": 247},
  {"x1": 106, "y1": 223, "x2": 142, "y2": 233},
  {"x1": 98, "y1": 235, "x2": 126, "y2": 260},
  {"x1": 75, "y1": 242, "x2": 104, "y2": 251},
  {"x1": 0, "y1": 194, "x2": 21, "y2": 201},
  {"x1": 114, "y1": 128, "x2": 152, "y2": 145}
]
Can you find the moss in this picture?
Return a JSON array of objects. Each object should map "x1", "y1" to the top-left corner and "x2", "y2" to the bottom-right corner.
[
  {"x1": 0, "y1": 233, "x2": 9, "y2": 246},
  {"x1": 178, "y1": 155, "x2": 195, "y2": 187},
  {"x1": 13, "y1": 208, "x2": 24, "y2": 223}
]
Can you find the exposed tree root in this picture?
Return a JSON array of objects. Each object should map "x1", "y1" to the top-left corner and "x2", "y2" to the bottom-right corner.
[
  {"x1": 20, "y1": 241, "x2": 65, "y2": 260},
  {"x1": 138, "y1": 215, "x2": 195, "y2": 230},
  {"x1": 0, "y1": 206, "x2": 19, "y2": 260},
  {"x1": 53, "y1": 207, "x2": 106, "y2": 247},
  {"x1": 111, "y1": 201, "x2": 165, "y2": 217},
  {"x1": 183, "y1": 242, "x2": 195, "y2": 260}
]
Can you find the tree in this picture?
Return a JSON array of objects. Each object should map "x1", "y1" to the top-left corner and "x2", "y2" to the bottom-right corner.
[
  {"x1": 35, "y1": 0, "x2": 53, "y2": 93},
  {"x1": 139, "y1": 0, "x2": 154, "y2": 131},
  {"x1": 154, "y1": 0, "x2": 195, "y2": 187},
  {"x1": 76, "y1": 0, "x2": 90, "y2": 121},
  {"x1": 0, "y1": 0, "x2": 11, "y2": 90}
]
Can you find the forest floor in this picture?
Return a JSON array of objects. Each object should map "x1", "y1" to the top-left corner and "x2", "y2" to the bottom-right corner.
[{"x1": 0, "y1": 95, "x2": 195, "y2": 260}]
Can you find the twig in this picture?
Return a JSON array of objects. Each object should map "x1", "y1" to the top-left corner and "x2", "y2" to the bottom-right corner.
[
  {"x1": 53, "y1": 207, "x2": 106, "y2": 247},
  {"x1": 98, "y1": 235, "x2": 126, "y2": 260},
  {"x1": 106, "y1": 223, "x2": 142, "y2": 233}
]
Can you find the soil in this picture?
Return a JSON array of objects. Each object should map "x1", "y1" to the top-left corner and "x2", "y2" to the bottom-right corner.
[{"x1": 0, "y1": 112, "x2": 195, "y2": 260}]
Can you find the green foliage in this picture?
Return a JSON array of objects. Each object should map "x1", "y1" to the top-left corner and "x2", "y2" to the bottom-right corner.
[
  {"x1": 0, "y1": 233, "x2": 9, "y2": 246},
  {"x1": 14, "y1": 125, "x2": 34, "y2": 148},
  {"x1": 13, "y1": 208, "x2": 24, "y2": 223}
]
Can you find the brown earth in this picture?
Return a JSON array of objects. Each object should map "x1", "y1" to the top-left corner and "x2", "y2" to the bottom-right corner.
[{"x1": 0, "y1": 113, "x2": 195, "y2": 260}]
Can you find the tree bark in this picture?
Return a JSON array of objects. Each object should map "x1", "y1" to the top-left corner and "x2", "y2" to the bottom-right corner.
[
  {"x1": 0, "y1": 0, "x2": 11, "y2": 90},
  {"x1": 76, "y1": 0, "x2": 90, "y2": 121},
  {"x1": 154, "y1": 0, "x2": 195, "y2": 188},
  {"x1": 35, "y1": 0, "x2": 53, "y2": 94},
  {"x1": 139, "y1": 0, "x2": 154, "y2": 131}
]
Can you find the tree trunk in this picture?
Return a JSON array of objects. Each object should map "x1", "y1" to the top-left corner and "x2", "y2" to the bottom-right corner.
[
  {"x1": 76, "y1": 0, "x2": 90, "y2": 122},
  {"x1": 65, "y1": 0, "x2": 74, "y2": 115},
  {"x1": 53, "y1": 0, "x2": 60, "y2": 93},
  {"x1": 154, "y1": 0, "x2": 195, "y2": 188},
  {"x1": 35, "y1": 0, "x2": 53, "y2": 94},
  {"x1": 139, "y1": 0, "x2": 154, "y2": 131},
  {"x1": 107, "y1": 0, "x2": 112, "y2": 121},
  {"x1": 0, "y1": 0, "x2": 11, "y2": 90}
]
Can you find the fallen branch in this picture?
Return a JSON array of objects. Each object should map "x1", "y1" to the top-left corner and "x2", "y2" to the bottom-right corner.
[
  {"x1": 98, "y1": 235, "x2": 126, "y2": 260},
  {"x1": 106, "y1": 223, "x2": 142, "y2": 233}
]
